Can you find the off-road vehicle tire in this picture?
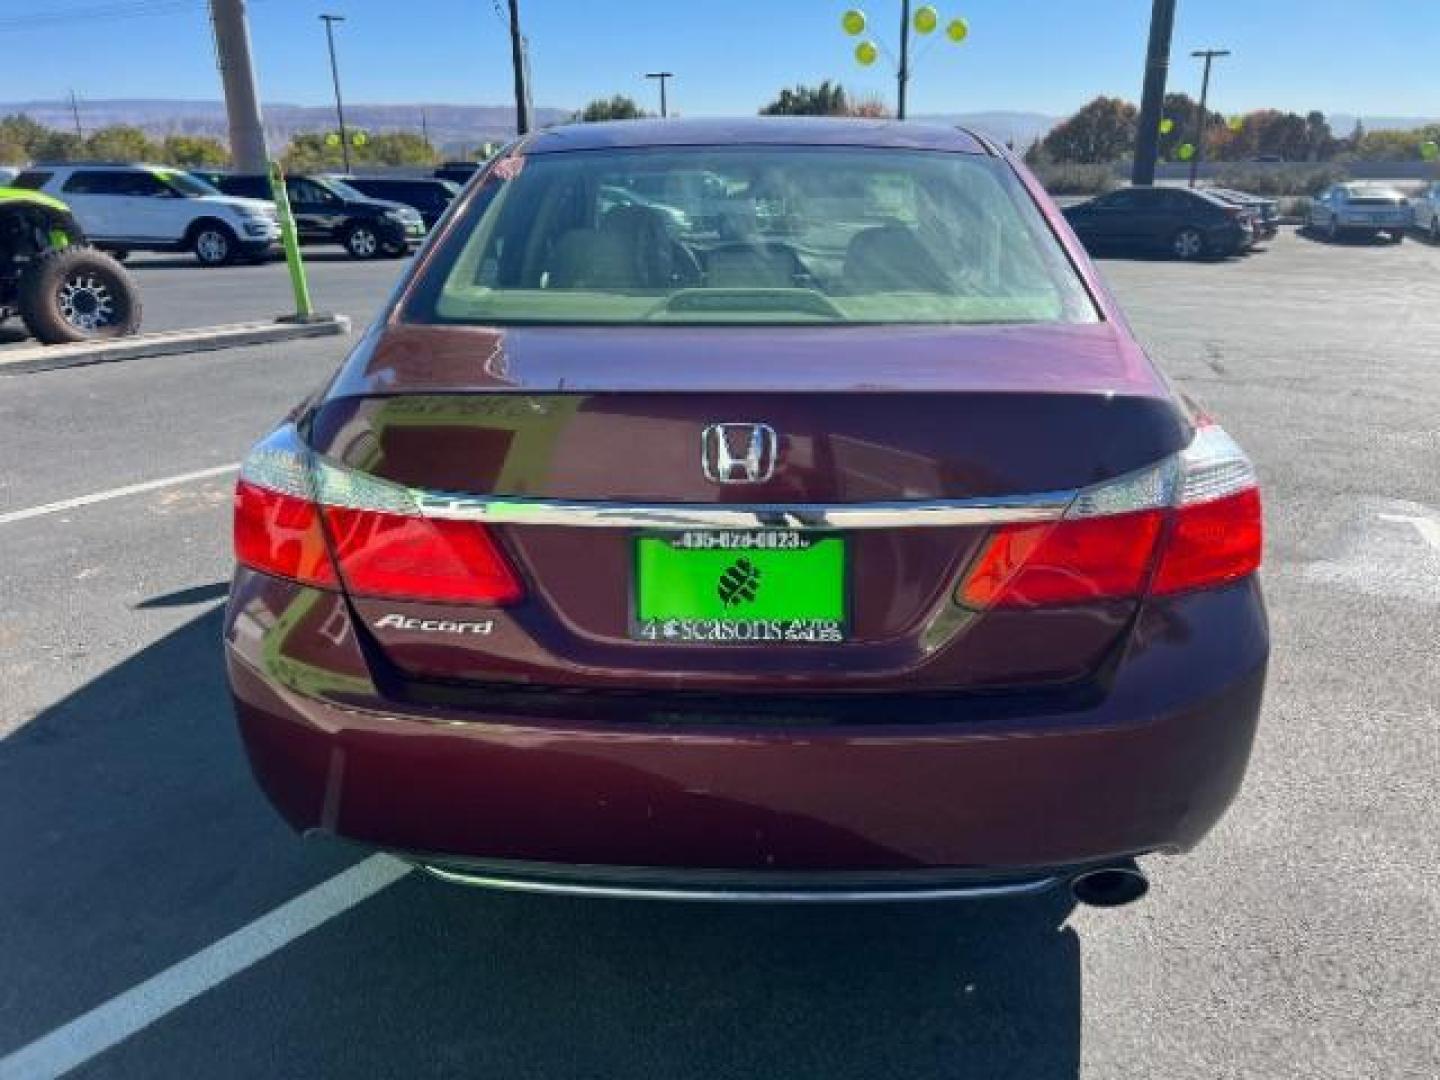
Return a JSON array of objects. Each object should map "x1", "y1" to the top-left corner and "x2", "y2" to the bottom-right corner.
[{"x1": 18, "y1": 246, "x2": 142, "y2": 344}]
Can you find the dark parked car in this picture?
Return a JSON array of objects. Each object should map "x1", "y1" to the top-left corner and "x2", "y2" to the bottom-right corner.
[
  {"x1": 333, "y1": 175, "x2": 461, "y2": 230},
  {"x1": 191, "y1": 171, "x2": 426, "y2": 258},
  {"x1": 1206, "y1": 187, "x2": 1280, "y2": 241},
  {"x1": 1064, "y1": 185, "x2": 1254, "y2": 259},
  {"x1": 227, "y1": 118, "x2": 1267, "y2": 908}
]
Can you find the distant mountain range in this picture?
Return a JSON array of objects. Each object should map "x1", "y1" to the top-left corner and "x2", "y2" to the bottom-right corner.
[
  {"x1": 0, "y1": 98, "x2": 571, "y2": 156},
  {"x1": 2, "y1": 100, "x2": 1435, "y2": 157}
]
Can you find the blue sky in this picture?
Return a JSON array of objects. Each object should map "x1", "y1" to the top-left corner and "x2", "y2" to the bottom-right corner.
[{"x1": 2, "y1": 0, "x2": 1439, "y2": 118}]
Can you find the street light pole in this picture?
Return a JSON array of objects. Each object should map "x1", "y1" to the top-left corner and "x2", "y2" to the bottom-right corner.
[
  {"x1": 319, "y1": 14, "x2": 351, "y2": 172},
  {"x1": 68, "y1": 89, "x2": 84, "y2": 142},
  {"x1": 896, "y1": 0, "x2": 911, "y2": 120},
  {"x1": 1189, "y1": 48, "x2": 1230, "y2": 188},
  {"x1": 644, "y1": 72, "x2": 673, "y2": 117},
  {"x1": 1131, "y1": 0, "x2": 1177, "y2": 186}
]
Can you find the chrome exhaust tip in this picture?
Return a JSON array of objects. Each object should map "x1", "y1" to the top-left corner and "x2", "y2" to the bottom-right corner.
[{"x1": 1070, "y1": 863, "x2": 1149, "y2": 908}]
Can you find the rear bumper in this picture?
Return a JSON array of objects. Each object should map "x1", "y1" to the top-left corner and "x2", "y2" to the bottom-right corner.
[{"x1": 226, "y1": 576, "x2": 1268, "y2": 883}]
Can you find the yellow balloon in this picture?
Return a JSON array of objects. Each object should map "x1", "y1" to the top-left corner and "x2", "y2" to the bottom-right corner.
[
  {"x1": 914, "y1": 5, "x2": 938, "y2": 34},
  {"x1": 841, "y1": 9, "x2": 866, "y2": 36},
  {"x1": 855, "y1": 39, "x2": 879, "y2": 66},
  {"x1": 325, "y1": 132, "x2": 341, "y2": 146},
  {"x1": 352, "y1": 131, "x2": 368, "y2": 147},
  {"x1": 1159, "y1": 118, "x2": 1175, "y2": 134},
  {"x1": 1228, "y1": 116, "x2": 1244, "y2": 132},
  {"x1": 1177, "y1": 142, "x2": 1195, "y2": 161},
  {"x1": 946, "y1": 17, "x2": 969, "y2": 43}
]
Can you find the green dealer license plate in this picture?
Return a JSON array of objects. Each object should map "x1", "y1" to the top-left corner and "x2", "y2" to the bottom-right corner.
[{"x1": 633, "y1": 531, "x2": 847, "y2": 644}]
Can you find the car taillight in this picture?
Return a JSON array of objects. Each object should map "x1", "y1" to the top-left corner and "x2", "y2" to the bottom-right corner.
[
  {"x1": 958, "y1": 422, "x2": 1261, "y2": 609},
  {"x1": 233, "y1": 427, "x2": 523, "y2": 605},
  {"x1": 234, "y1": 479, "x2": 337, "y2": 587}
]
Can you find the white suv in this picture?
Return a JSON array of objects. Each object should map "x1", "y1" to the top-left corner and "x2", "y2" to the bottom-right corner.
[{"x1": 13, "y1": 163, "x2": 281, "y2": 266}]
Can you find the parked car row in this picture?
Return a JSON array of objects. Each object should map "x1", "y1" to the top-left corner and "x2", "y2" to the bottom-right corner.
[
  {"x1": 192, "y1": 171, "x2": 428, "y2": 260},
  {"x1": 6, "y1": 161, "x2": 474, "y2": 267},
  {"x1": 1062, "y1": 185, "x2": 1265, "y2": 260},
  {"x1": 1064, "y1": 179, "x2": 1440, "y2": 259}
]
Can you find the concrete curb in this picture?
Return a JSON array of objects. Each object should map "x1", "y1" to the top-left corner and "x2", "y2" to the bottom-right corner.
[{"x1": 0, "y1": 315, "x2": 351, "y2": 376}]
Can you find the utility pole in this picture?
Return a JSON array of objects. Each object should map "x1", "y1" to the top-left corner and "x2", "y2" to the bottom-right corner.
[
  {"x1": 67, "y1": 89, "x2": 84, "y2": 142},
  {"x1": 421, "y1": 109, "x2": 430, "y2": 147},
  {"x1": 644, "y1": 72, "x2": 673, "y2": 118},
  {"x1": 209, "y1": 0, "x2": 268, "y2": 171},
  {"x1": 896, "y1": 0, "x2": 911, "y2": 120},
  {"x1": 1189, "y1": 48, "x2": 1230, "y2": 187},
  {"x1": 319, "y1": 14, "x2": 351, "y2": 172},
  {"x1": 1131, "y1": 0, "x2": 1176, "y2": 186},
  {"x1": 507, "y1": 0, "x2": 530, "y2": 135}
]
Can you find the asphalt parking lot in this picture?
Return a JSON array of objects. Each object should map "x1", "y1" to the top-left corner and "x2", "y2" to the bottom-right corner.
[
  {"x1": 0, "y1": 250, "x2": 400, "y2": 353},
  {"x1": 2, "y1": 229, "x2": 1438, "y2": 1079}
]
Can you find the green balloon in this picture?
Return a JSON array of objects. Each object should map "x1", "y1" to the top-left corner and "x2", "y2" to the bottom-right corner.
[
  {"x1": 1228, "y1": 116, "x2": 1244, "y2": 133},
  {"x1": 325, "y1": 132, "x2": 341, "y2": 147},
  {"x1": 1420, "y1": 140, "x2": 1439, "y2": 161},
  {"x1": 1177, "y1": 142, "x2": 1195, "y2": 161},
  {"x1": 841, "y1": 9, "x2": 866, "y2": 36},
  {"x1": 352, "y1": 131, "x2": 368, "y2": 147},
  {"x1": 914, "y1": 5, "x2": 938, "y2": 34},
  {"x1": 946, "y1": 17, "x2": 969, "y2": 43},
  {"x1": 855, "y1": 39, "x2": 879, "y2": 66},
  {"x1": 1159, "y1": 118, "x2": 1175, "y2": 134}
]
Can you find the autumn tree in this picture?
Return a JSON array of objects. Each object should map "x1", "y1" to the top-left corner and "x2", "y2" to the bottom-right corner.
[
  {"x1": 1040, "y1": 96, "x2": 1138, "y2": 164},
  {"x1": 1158, "y1": 93, "x2": 1224, "y2": 160}
]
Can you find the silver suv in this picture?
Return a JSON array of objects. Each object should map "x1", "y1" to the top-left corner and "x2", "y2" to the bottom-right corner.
[{"x1": 12, "y1": 163, "x2": 280, "y2": 266}]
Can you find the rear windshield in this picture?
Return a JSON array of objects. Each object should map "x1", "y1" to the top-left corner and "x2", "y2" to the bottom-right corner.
[{"x1": 408, "y1": 146, "x2": 1097, "y2": 326}]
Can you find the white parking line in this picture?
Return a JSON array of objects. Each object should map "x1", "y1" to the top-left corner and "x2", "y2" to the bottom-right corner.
[
  {"x1": 0, "y1": 855, "x2": 413, "y2": 1080},
  {"x1": 1378, "y1": 513, "x2": 1440, "y2": 551},
  {"x1": 0, "y1": 465, "x2": 239, "y2": 527}
]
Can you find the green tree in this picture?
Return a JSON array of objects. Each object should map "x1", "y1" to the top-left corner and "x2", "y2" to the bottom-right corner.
[
  {"x1": 160, "y1": 134, "x2": 228, "y2": 167},
  {"x1": 281, "y1": 131, "x2": 343, "y2": 172},
  {"x1": 1305, "y1": 111, "x2": 1337, "y2": 161},
  {"x1": 84, "y1": 124, "x2": 156, "y2": 162},
  {"x1": 760, "y1": 81, "x2": 850, "y2": 117},
  {"x1": 1041, "y1": 96, "x2": 1138, "y2": 164},
  {"x1": 573, "y1": 95, "x2": 650, "y2": 122},
  {"x1": 358, "y1": 130, "x2": 436, "y2": 166},
  {"x1": 282, "y1": 128, "x2": 437, "y2": 172}
]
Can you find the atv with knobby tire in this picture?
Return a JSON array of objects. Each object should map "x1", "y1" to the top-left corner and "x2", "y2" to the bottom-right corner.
[{"x1": 0, "y1": 188, "x2": 142, "y2": 345}]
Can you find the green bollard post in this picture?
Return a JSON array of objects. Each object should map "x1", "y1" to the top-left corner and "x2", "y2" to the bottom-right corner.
[{"x1": 268, "y1": 160, "x2": 315, "y2": 321}]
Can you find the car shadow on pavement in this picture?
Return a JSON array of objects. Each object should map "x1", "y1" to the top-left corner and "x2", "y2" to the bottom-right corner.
[
  {"x1": 2, "y1": 609, "x2": 1082, "y2": 1079},
  {"x1": 0, "y1": 607, "x2": 360, "y2": 1055}
]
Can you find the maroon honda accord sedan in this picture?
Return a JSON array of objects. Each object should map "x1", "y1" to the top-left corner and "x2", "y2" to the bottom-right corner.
[{"x1": 225, "y1": 119, "x2": 1267, "y2": 907}]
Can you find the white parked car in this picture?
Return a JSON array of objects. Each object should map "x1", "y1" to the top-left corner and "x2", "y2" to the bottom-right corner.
[
  {"x1": 11, "y1": 162, "x2": 280, "y2": 266},
  {"x1": 0, "y1": 165, "x2": 19, "y2": 187},
  {"x1": 1410, "y1": 181, "x2": 1440, "y2": 243},
  {"x1": 1308, "y1": 182, "x2": 1412, "y2": 244}
]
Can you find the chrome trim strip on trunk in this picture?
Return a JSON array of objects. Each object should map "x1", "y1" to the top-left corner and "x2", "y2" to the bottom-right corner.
[
  {"x1": 414, "y1": 491, "x2": 1075, "y2": 529},
  {"x1": 420, "y1": 863, "x2": 1061, "y2": 902}
]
